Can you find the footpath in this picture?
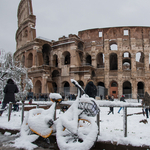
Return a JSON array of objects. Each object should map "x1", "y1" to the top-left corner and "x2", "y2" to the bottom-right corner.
[{"x1": 0, "y1": 128, "x2": 149, "y2": 150}]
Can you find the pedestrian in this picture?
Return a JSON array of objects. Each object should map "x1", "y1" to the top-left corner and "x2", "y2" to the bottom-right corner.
[
  {"x1": 141, "y1": 98, "x2": 149, "y2": 118},
  {"x1": 141, "y1": 99, "x2": 145, "y2": 116},
  {"x1": 0, "y1": 79, "x2": 19, "y2": 116},
  {"x1": 85, "y1": 80, "x2": 97, "y2": 98},
  {"x1": 118, "y1": 95, "x2": 126, "y2": 113},
  {"x1": 100, "y1": 94, "x2": 103, "y2": 100},
  {"x1": 108, "y1": 95, "x2": 114, "y2": 115}
]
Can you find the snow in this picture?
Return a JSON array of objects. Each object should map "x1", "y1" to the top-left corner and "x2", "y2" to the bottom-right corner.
[{"x1": 0, "y1": 98, "x2": 149, "y2": 150}]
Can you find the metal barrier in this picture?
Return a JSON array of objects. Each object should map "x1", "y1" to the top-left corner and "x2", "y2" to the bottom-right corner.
[{"x1": 7, "y1": 101, "x2": 142, "y2": 138}]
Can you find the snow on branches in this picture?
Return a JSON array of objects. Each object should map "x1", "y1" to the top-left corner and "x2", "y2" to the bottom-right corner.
[{"x1": 0, "y1": 52, "x2": 33, "y2": 101}]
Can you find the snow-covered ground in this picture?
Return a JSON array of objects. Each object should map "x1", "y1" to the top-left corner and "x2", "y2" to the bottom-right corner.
[{"x1": 0, "y1": 98, "x2": 149, "y2": 150}]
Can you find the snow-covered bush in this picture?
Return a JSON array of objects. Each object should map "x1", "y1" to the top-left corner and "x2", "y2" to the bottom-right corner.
[{"x1": 0, "y1": 52, "x2": 33, "y2": 101}]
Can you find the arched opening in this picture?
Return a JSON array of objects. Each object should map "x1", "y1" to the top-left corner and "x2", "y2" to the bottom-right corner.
[
  {"x1": 110, "y1": 81, "x2": 118, "y2": 98},
  {"x1": 97, "y1": 82, "x2": 105, "y2": 99},
  {"x1": 136, "y1": 52, "x2": 144, "y2": 70},
  {"x1": 52, "y1": 70, "x2": 60, "y2": 78},
  {"x1": 97, "y1": 53, "x2": 104, "y2": 68},
  {"x1": 34, "y1": 80, "x2": 42, "y2": 94},
  {"x1": 78, "y1": 42, "x2": 83, "y2": 50},
  {"x1": 79, "y1": 52, "x2": 83, "y2": 65},
  {"x1": 91, "y1": 70, "x2": 96, "y2": 78},
  {"x1": 21, "y1": 55, "x2": 25, "y2": 67},
  {"x1": 109, "y1": 53, "x2": 118, "y2": 70},
  {"x1": 137, "y1": 82, "x2": 144, "y2": 98},
  {"x1": 123, "y1": 81, "x2": 132, "y2": 98},
  {"x1": 52, "y1": 82, "x2": 57, "y2": 93},
  {"x1": 62, "y1": 51, "x2": 70, "y2": 65},
  {"x1": 122, "y1": 52, "x2": 131, "y2": 70},
  {"x1": 63, "y1": 82, "x2": 70, "y2": 97},
  {"x1": 110, "y1": 43, "x2": 118, "y2": 50},
  {"x1": 86, "y1": 55, "x2": 91, "y2": 65},
  {"x1": 28, "y1": 53, "x2": 33, "y2": 68},
  {"x1": 42, "y1": 44, "x2": 51, "y2": 65},
  {"x1": 53, "y1": 54, "x2": 58, "y2": 67}
]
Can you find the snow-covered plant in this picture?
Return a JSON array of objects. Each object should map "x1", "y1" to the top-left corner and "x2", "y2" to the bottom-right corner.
[{"x1": 0, "y1": 52, "x2": 33, "y2": 101}]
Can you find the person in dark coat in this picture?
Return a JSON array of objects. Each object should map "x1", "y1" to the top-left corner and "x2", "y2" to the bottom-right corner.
[
  {"x1": 0, "y1": 79, "x2": 19, "y2": 116},
  {"x1": 108, "y1": 95, "x2": 114, "y2": 115},
  {"x1": 85, "y1": 80, "x2": 97, "y2": 98},
  {"x1": 118, "y1": 95, "x2": 126, "y2": 113}
]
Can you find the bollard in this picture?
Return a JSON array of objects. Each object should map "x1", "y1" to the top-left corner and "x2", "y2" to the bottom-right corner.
[
  {"x1": 97, "y1": 111, "x2": 100, "y2": 135},
  {"x1": 123, "y1": 106, "x2": 127, "y2": 137},
  {"x1": 8, "y1": 102, "x2": 12, "y2": 121},
  {"x1": 21, "y1": 100, "x2": 25, "y2": 124}
]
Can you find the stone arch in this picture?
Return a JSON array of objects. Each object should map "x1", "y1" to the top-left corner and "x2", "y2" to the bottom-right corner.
[
  {"x1": 137, "y1": 81, "x2": 144, "y2": 98},
  {"x1": 123, "y1": 81, "x2": 132, "y2": 98},
  {"x1": 109, "y1": 41, "x2": 118, "y2": 50},
  {"x1": 78, "y1": 42, "x2": 83, "y2": 50},
  {"x1": 136, "y1": 52, "x2": 144, "y2": 70},
  {"x1": 122, "y1": 52, "x2": 131, "y2": 70},
  {"x1": 28, "y1": 53, "x2": 33, "y2": 68},
  {"x1": 109, "y1": 53, "x2": 118, "y2": 70},
  {"x1": 97, "y1": 81, "x2": 105, "y2": 99},
  {"x1": 42, "y1": 44, "x2": 51, "y2": 65},
  {"x1": 62, "y1": 51, "x2": 70, "y2": 65},
  {"x1": 53, "y1": 54, "x2": 58, "y2": 67},
  {"x1": 34, "y1": 80, "x2": 42, "y2": 94},
  {"x1": 110, "y1": 80, "x2": 118, "y2": 98},
  {"x1": 97, "y1": 52, "x2": 104, "y2": 68},
  {"x1": 52, "y1": 70, "x2": 60, "y2": 78},
  {"x1": 63, "y1": 81, "x2": 70, "y2": 97},
  {"x1": 86, "y1": 54, "x2": 92, "y2": 65}
]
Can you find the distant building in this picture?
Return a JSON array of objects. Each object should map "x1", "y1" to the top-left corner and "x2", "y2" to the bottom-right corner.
[{"x1": 14, "y1": 0, "x2": 150, "y2": 99}]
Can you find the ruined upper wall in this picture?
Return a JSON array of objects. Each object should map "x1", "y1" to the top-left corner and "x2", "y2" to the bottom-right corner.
[
  {"x1": 17, "y1": 0, "x2": 35, "y2": 27},
  {"x1": 78, "y1": 26, "x2": 150, "y2": 52},
  {"x1": 78, "y1": 26, "x2": 150, "y2": 41}
]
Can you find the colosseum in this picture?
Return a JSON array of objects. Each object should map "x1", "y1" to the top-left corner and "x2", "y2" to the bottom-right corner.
[{"x1": 14, "y1": 0, "x2": 150, "y2": 99}]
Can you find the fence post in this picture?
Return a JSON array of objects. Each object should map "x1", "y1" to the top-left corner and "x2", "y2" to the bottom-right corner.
[
  {"x1": 123, "y1": 106, "x2": 127, "y2": 137},
  {"x1": 21, "y1": 100, "x2": 25, "y2": 124},
  {"x1": 97, "y1": 111, "x2": 100, "y2": 135},
  {"x1": 8, "y1": 102, "x2": 12, "y2": 121},
  {"x1": 36, "y1": 104, "x2": 39, "y2": 108}
]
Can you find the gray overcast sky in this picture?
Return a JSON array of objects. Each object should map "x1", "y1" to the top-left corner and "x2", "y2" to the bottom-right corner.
[{"x1": 1, "y1": 0, "x2": 150, "y2": 53}]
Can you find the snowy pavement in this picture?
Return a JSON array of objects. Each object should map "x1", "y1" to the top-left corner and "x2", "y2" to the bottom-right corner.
[{"x1": 0, "y1": 99, "x2": 149, "y2": 150}]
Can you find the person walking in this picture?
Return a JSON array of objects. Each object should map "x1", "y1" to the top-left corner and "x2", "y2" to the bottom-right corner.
[
  {"x1": 0, "y1": 79, "x2": 19, "y2": 116},
  {"x1": 108, "y1": 95, "x2": 114, "y2": 115},
  {"x1": 100, "y1": 94, "x2": 103, "y2": 100},
  {"x1": 141, "y1": 98, "x2": 149, "y2": 118},
  {"x1": 141, "y1": 99, "x2": 145, "y2": 116},
  {"x1": 85, "y1": 80, "x2": 97, "y2": 98},
  {"x1": 118, "y1": 95, "x2": 126, "y2": 113}
]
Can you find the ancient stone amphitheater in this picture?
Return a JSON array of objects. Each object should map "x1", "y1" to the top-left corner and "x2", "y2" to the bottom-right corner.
[{"x1": 14, "y1": 0, "x2": 150, "y2": 99}]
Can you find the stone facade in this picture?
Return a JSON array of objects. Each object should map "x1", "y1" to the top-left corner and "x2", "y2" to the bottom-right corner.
[{"x1": 14, "y1": 0, "x2": 150, "y2": 99}]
